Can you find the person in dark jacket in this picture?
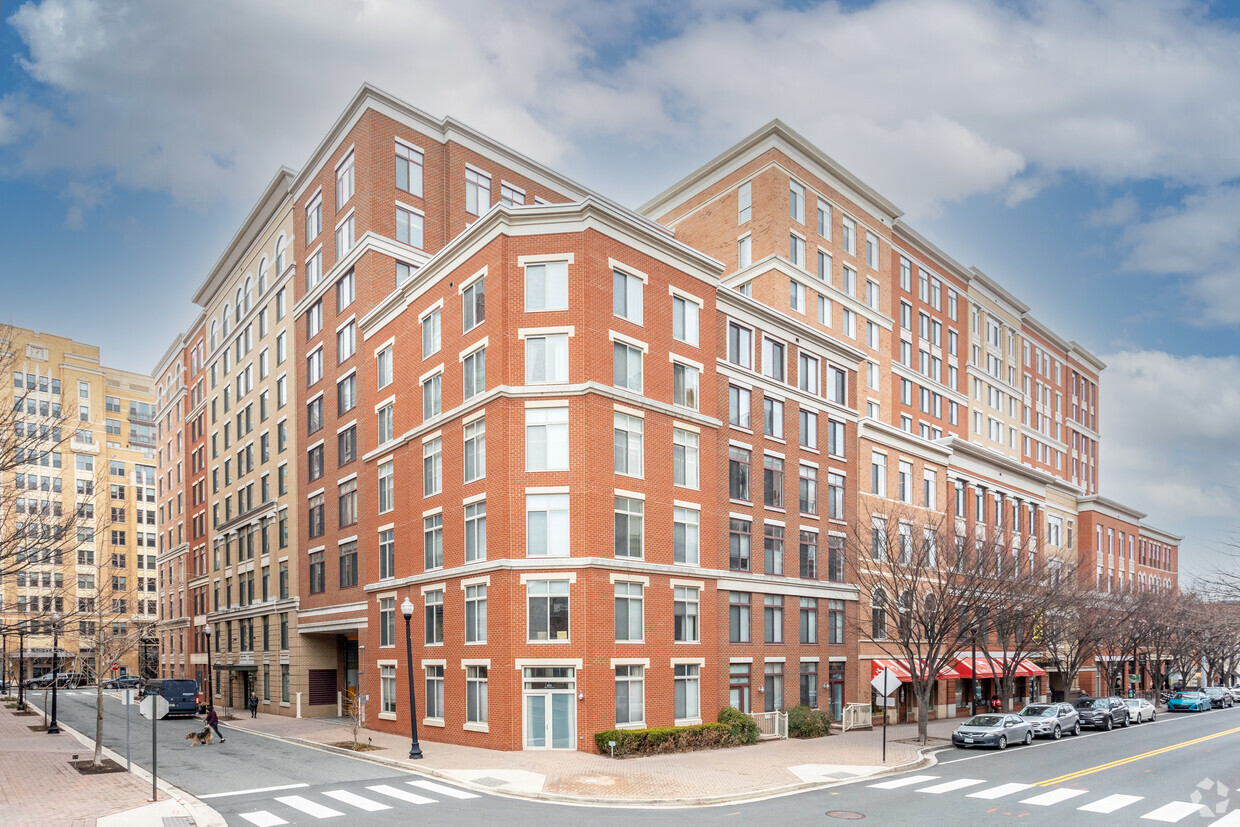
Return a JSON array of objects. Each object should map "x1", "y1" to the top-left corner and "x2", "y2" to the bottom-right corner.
[
  {"x1": 248, "y1": 691, "x2": 259, "y2": 718},
  {"x1": 206, "y1": 705, "x2": 225, "y2": 742}
]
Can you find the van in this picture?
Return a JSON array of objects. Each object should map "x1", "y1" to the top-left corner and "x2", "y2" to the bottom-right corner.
[{"x1": 146, "y1": 678, "x2": 200, "y2": 718}]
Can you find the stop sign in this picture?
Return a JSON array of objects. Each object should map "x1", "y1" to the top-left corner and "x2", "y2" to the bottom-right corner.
[{"x1": 111, "y1": 663, "x2": 120, "y2": 672}]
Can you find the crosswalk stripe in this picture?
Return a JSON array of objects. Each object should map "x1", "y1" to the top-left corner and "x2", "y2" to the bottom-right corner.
[
  {"x1": 408, "y1": 779, "x2": 480, "y2": 799},
  {"x1": 967, "y1": 782, "x2": 1034, "y2": 800},
  {"x1": 1021, "y1": 788, "x2": 1089, "y2": 806},
  {"x1": 868, "y1": 774, "x2": 939, "y2": 789},
  {"x1": 238, "y1": 813, "x2": 288, "y2": 827},
  {"x1": 1142, "y1": 801, "x2": 1211, "y2": 822},
  {"x1": 322, "y1": 790, "x2": 392, "y2": 812},
  {"x1": 1211, "y1": 810, "x2": 1240, "y2": 825},
  {"x1": 1079, "y1": 794, "x2": 1144, "y2": 813},
  {"x1": 366, "y1": 784, "x2": 436, "y2": 805},
  {"x1": 917, "y1": 779, "x2": 987, "y2": 794},
  {"x1": 273, "y1": 795, "x2": 344, "y2": 819}
]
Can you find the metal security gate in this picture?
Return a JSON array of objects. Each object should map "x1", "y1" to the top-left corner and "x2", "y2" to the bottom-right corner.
[{"x1": 752, "y1": 710, "x2": 788, "y2": 740}]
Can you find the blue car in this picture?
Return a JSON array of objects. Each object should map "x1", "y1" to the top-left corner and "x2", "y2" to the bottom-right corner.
[{"x1": 1168, "y1": 691, "x2": 1211, "y2": 712}]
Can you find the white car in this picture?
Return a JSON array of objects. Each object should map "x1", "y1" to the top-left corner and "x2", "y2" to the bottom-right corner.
[
  {"x1": 1125, "y1": 698, "x2": 1157, "y2": 723},
  {"x1": 1228, "y1": 686, "x2": 1240, "y2": 703}
]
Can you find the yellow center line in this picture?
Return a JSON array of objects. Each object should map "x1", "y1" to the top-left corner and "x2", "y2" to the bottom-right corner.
[{"x1": 1036, "y1": 725, "x2": 1240, "y2": 786}]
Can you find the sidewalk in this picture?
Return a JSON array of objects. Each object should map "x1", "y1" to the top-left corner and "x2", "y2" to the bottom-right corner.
[
  {"x1": 1, "y1": 694, "x2": 220, "y2": 826},
  {"x1": 223, "y1": 710, "x2": 958, "y2": 804}
]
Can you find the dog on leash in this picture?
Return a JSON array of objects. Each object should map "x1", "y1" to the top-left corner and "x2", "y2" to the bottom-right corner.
[{"x1": 185, "y1": 727, "x2": 214, "y2": 746}]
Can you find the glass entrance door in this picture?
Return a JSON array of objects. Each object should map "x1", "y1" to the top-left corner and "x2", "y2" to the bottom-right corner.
[{"x1": 523, "y1": 667, "x2": 575, "y2": 749}]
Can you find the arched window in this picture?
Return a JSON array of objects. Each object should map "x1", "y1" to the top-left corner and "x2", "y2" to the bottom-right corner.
[
  {"x1": 243, "y1": 277, "x2": 252, "y2": 313},
  {"x1": 275, "y1": 235, "x2": 286, "y2": 273},
  {"x1": 222, "y1": 305, "x2": 230, "y2": 337},
  {"x1": 898, "y1": 589, "x2": 914, "y2": 637},
  {"x1": 209, "y1": 321, "x2": 217, "y2": 352},
  {"x1": 257, "y1": 258, "x2": 269, "y2": 295},
  {"x1": 871, "y1": 588, "x2": 887, "y2": 640},
  {"x1": 235, "y1": 289, "x2": 243, "y2": 322}
]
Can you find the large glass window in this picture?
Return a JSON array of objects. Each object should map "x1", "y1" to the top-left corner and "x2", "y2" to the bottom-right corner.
[
  {"x1": 525, "y1": 261, "x2": 568, "y2": 311},
  {"x1": 614, "y1": 581, "x2": 643, "y2": 641},
  {"x1": 615, "y1": 665, "x2": 644, "y2": 725},
  {"x1": 614, "y1": 496, "x2": 643, "y2": 559},
  {"x1": 674, "y1": 586, "x2": 699, "y2": 642},
  {"x1": 674, "y1": 506, "x2": 699, "y2": 565},
  {"x1": 526, "y1": 407, "x2": 568, "y2": 470},
  {"x1": 527, "y1": 580, "x2": 570, "y2": 641},
  {"x1": 614, "y1": 412, "x2": 643, "y2": 477},
  {"x1": 527, "y1": 494, "x2": 569, "y2": 557}
]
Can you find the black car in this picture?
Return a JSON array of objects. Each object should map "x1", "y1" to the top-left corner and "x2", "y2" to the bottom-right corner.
[
  {"x1": 1204, "y1": 686, "x2": 1235, "y2": 708},
  {"x1": 102, "y1": 675, "x2": 144, "y2": 690},
  {"x1": 1073, "y1": 696, "x2": 1130, "y2": 730}
]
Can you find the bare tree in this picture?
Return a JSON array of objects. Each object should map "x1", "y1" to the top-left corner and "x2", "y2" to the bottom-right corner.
[
  {"x1": 1166, "y1": 594, "x2": 1206, "y2": 690},
  {"x1": 1035, "y1": 577, "x2": 1104, "y2": 700},
  {"x1": 846, "y1": 504, "x2": 1022, "y2": 743},
  {"x1": 1092, "y1": 589, "x2": 1148, "y2": 697},
  {"x1": 1133, "y1": 588, "x2": 1180, "y2": 695}
]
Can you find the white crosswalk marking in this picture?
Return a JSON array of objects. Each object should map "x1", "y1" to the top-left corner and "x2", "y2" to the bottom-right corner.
[
  {"x1": 917, "y1": 779, "x2": 987, "y2": 794},
  {"x1": 408, "y1": 779, "x2": 480, "y2": 799},
  {"x1": 1211, "y1": 810, "x2": 1240, "y2": 825},
  {"x1": 239, "y1": 813, "x2": 288, "y2": 827},
  {"x1": 1142, "y1": 801, "x2": 1211, "y2": 822},
  {"x1": 1021, "y1": 788, "x2": 1089, "y2": 806},
  {"x1": 367, "y1": 784, "x2": 436, "y2": 805},
  {"x1": 273, "y1": 795, "x2": 344, "y2": 819},
  {"x1": 869, "y1": 774, "x2": 940, "y2": 789},
  {"x1": 322, "y1": 790, "x2": 392, "y2": 811},
  {"x1": 1079, "y1": 794, "x2": 1144, "y2": 813},
  {"x1": 967, "y1": 782, "x2": 1034, "y2": 800}
]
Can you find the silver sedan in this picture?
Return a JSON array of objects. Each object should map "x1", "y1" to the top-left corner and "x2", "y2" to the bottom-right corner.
[
  {"x1": 1125, "y1": 698, "x2": 1157, "y2": 723},
  {"x1": 951, "y1": 714, "x2": 1035, "y2": 750}
]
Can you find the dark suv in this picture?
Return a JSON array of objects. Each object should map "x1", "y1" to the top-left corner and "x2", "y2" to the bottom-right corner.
[{"x1": 1073, "y1": 696, "x2": 1130, "y2": 730}]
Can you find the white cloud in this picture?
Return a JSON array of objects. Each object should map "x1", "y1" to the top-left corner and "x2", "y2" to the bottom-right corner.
[
  {"x1": 4, "y1": 0, "x2": 1240, "y2": 221},
  {"x1": 1088, "y1": 193, "x2": 1139, "y2": 228},
  {"x1": 1117, "y1": 185, "x2": 1240, "y2": 324},
  {"x1": 1101, "y1": 349, "x2": 1240, "y2": 524}
]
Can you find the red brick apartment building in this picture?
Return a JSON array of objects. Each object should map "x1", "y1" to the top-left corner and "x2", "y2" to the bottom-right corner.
[{"x1": 155, "y1": 85, "x2": 1179, "y2": 747}]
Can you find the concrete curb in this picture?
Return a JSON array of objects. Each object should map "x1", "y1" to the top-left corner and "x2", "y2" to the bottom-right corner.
[
  {"x1": 22, "y1": 697, "x2": 226, "y2": 827},
  {"x1": 224, "y1": 720, "x2": 949, "y2": 808}
]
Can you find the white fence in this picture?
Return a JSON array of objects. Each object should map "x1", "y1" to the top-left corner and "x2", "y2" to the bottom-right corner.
[
  {"x1": 842, "y1": 702, "x2": 873, "y2": 732},
  {"x1": 752, "y1": 710, "x2": 788, "y2": 740}
]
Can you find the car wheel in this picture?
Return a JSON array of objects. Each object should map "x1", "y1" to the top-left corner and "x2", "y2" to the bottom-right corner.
[
  {"x1": 1052, "y1": 725, "x2": 1062, "y2": 740},
  {"x1": 1151, "y1": 711, "x2": 1157, "y2": 722},
  {"x1": 1072, "y1": 722, "x2": 1082, "y2": 736},
  {"x1": 1121, "y1": 715, "x2": 1130, "y2": 728},
  {"x1": 997, "y1": 735, "x2": 1008, "y2": 750},
  {"x1": 1023, "y1": 731, "x2": 1033, "y2": 746},
  {"x1": 1103, "y1": 717, "x2": 1113, "y2": 731}
]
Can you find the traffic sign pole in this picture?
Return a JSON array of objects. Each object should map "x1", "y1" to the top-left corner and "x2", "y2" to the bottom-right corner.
[
  {"x1": 122, "y1": 688, "x2": 132, "y2": 772},
  {"x1": 870, "y1": 666, "x2": 902, "y2": 763},
  {"x1": 150, "y1": 687, "x2": 157, "y2": 801}
]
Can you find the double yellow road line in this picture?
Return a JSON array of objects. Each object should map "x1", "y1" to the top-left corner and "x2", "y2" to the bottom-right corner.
[{"x1": 1036, "y1": 725, "x2": 1240, "y2": 786}]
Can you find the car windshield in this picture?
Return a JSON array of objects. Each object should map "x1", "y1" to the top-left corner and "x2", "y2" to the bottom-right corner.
[
  {"x1": 964, "y1": 715, "x2": 1003, "y2": 727},
  {"x1": 1172, "y1": 692, "x2": 1197, "y2": 699},
  {"x1": 1074, "y1": 699, "x2": 1106, "y2": 709},
  {"x1": 1020, "y1": 706, "x2": 1055, "y2": 717},
  {"x1": 1125, "y1": 699, "x2": 1140, "y2": 706}
]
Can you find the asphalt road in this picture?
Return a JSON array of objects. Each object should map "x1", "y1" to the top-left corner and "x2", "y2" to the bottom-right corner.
[{"x1": 40, "y1": 689, "x2": 1240, "y2": 826}]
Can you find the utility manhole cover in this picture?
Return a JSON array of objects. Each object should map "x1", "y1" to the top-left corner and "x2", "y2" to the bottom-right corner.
[{"x1": 825, "y1": 811, "x2": 866, "y2": 820}]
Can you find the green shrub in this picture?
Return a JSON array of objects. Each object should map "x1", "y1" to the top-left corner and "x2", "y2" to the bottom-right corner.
[
  {"x1": 594, "y1": 722, "x2": 737, "y2": 756},
  {"x1": 787, "y1": 705, "x2": 832, "y2": 738},
  {"x1": 717, "y1": 705, "x2": 760, "y2": 744}
]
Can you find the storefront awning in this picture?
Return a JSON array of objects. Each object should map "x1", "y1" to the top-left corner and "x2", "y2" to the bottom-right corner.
[
  {"x1": 872, "y1": 658, "x2": 962, "y2": 682},
  {"x1": 955, "y1": 654, "x2": 1047, "y2": 679}
]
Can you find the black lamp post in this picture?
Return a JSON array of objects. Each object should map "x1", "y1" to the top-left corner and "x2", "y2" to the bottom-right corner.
[
  {"x1": 17, "y1": 627, "x2": 26, "y2": 710},
  {"x1": 204, "y1": 622, "x2": 214, "y2": 712},
  {"x1": 970, "y1": 623, "x2": 979, "y2": 717},
  {"x1": 400, "y1": 597, "x2": 423, "y2": 760},
  {"x1": 2, "y1": 631, "x2": 7, "y2": 697},
  {"x1": 47, "y1": 614, "x2": 61, "y2": 734}
]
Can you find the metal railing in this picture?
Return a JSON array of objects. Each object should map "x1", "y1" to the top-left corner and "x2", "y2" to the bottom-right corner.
[
  {"x1": 842, "y1": 702, "x2": 874, "y2": 731},
  {"x1": 752, "y1": 710, "x2": 788, "y2": 740}
]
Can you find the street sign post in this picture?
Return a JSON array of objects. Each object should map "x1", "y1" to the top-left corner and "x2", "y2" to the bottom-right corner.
[
  {"x1": 121, "y1": 688, "x2": 134, "y2": 772},
  {"x1": 140, "y1": 690, "x2": 165, "y2": 802},
  {"x1": 871, "y1": 666, "x2": 902, "y2": 763},
  {"x1": 138, "y1": 695, "x2": 169, "y2": 720}
]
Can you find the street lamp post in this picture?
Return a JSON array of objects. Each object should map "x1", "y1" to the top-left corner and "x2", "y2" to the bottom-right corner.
[
  {"x1": 17, "y1": 627, "x2": 26, "y2": 710},
  {"x1": 400, "y1": 597, "x2": 423, "y2": 760},
  {"x1": 970, "y1": 623, "x2": 979, "y2": 717},
  {"x1": 2, "y1": 631, "x2": 7, "y2": 697},
  {"x1": 47, "y1": 614, "x2": 61, "y2": 734},
  {"x1": 203, "y1": 622, "x2": 214, "y2": 713}
]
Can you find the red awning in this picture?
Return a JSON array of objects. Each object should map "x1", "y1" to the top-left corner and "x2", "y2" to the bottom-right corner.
[
  {"x1": 955, "y1": 654, "x2": 1047, "y2": 679},
  {"x1": 872, "y1": 658, "x2": 962, "y2": 682},
  {"x1": 1015, "y1": 659, "x2": 1048, "y2": 678}
]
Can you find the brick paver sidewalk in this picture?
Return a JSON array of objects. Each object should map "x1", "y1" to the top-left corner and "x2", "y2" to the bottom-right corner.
[
  {"x1": 226, "y1": 711, "x2": 956, "y2": 803},
  {"x1": 0, "y1": 695, "x2": 162, "y2": 825}
]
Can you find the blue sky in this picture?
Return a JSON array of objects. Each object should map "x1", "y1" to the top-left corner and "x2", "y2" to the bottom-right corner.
[{"x1": 2, "y1": 0, "x2": 1238, "y2": 579}]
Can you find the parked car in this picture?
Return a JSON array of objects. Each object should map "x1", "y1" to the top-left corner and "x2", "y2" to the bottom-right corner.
[
  {"x1": 1168, "y1": 691, "x2": 1211, "y2": 712},
  {"x1": 102, "y1": 675, "x2": 143, "y2": 690},
  {"x1": 952, "y1": 713, "x2": 1035, "y2": 750},
  {"x1": 1073, "y1": 696, "x2": 1131, "y2": 730},
  {"x1": 1018, "y1": 702, "x2": 1081, "y2": 739},
  {"x1": 144, "y1": 678, "x2": 200, "y2": 718},
  {"x1": 23, "y1": 672, "x2": 83, "y2": 689},
  {"x1": 1125, "y1": 698, "x2": 1157, "y2": 723},
  {"x1": 1204, "y1": 687, "x2": 1235, "y2": 708}
]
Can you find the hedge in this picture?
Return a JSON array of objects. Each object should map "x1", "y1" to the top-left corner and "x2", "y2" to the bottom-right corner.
[
  {"x1": 787, "y1": 705, "x2": 832, "y2": 738},
  {"x1": 595, "y1": 706, "x2": 761, "y2": 756},
  {"x1": 594, "y1": 722, "x2": 735, "y2": 756}
]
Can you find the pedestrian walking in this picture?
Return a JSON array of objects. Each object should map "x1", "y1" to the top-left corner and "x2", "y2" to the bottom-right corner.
[
  {"x1": 248, "y1": 691, "x2": 259, "y2": 718},
  {"x1": 206, "y1": 705, "x2": 225, "y2": 742}
]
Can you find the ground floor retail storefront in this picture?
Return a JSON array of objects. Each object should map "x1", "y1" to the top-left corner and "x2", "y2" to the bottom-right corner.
[{"x1": 866, "y1": 653, "x2": 1048, "y2": 723}]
